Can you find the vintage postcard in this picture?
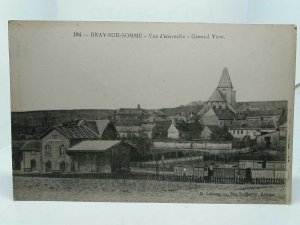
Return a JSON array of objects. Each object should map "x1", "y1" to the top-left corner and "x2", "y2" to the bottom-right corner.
[{"x1": 9, "y1": 21, "x2": 296, "y2": 203}]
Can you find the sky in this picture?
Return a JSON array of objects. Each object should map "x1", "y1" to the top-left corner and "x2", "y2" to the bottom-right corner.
[{"x1": 9, "y1": 21, "x2": 296, "y2": 111}]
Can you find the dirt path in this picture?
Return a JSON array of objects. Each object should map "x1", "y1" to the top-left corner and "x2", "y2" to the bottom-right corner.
[{"x1": 13, "y1": 176, "x2": 286, "y2": 203}]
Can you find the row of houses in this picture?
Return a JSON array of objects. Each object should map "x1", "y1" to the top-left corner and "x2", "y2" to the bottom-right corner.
[{"x1": 111, "y1": 67, "x2": 286, "y2": 147}]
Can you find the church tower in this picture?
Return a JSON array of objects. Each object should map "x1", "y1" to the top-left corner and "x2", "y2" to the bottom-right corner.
[
  {"x1": 198, "y1": 67, "x2": 237, "y2": 118},
  {"x1": 216, "y1": 67, "x2": 236, "y2": 107}
]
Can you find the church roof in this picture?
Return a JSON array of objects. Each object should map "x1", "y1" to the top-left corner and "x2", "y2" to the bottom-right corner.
[
  {"x1": 208, "y1": 89, "x2": 226, "y2": 102},
  {"x1": 217, "y1": 67, "x2": 233, "y2": 88}
]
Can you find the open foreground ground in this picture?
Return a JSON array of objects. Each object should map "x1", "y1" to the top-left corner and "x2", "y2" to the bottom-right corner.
[{"x1": 13, "y1": 176, "x2": 286, "y2": 204}]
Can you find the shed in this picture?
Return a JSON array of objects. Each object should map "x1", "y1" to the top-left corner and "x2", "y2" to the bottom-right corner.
[{"x1": 67, "y1": 140, "x2": 135, "y2": 173}]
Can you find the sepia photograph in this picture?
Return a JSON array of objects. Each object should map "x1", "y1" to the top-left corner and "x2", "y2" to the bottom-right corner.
[{"x1": 9, "y1": 21, "x2": 296, "y2": 204}]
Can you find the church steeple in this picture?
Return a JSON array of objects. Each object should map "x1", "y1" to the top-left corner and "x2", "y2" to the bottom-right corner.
[
  {"x1": 216, "y1": 67, "x2": 236, "y2": 108},
  {"x1": 217, "y1": 67, "x2": 233, "y2": 88}
]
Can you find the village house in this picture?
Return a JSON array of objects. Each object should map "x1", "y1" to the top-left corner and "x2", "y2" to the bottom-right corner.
[
  {"x1": 153, "y1": 120, "x2": 180, "y2": 140},
  {"x1": 40, "y1": 119, "x2": 118, "y2": 173},
  {"x1": 114, "y1": 104, "x2": 167, "y2": 126},
  {"x1": 256, "y1": 122, "x2": 287, "y2": 150},
  {"x1": 199, "y1": 108, "x2": 235, "y2": 126},
  {"x1": 229, "y1": 119, "x2": 278, "y2": 140},
  {"x1": 19, "y1": 140, "x2": 41, "y2": 172},
  {"x1": 244, "y1": 110, "x2": 281, "y2": 122},
  {"x1": 139, "y1": 123, "x2": 155, "y2": 138},
  {"x1": 67, "y1": 140, "x2": 135, "y2": 173},
  {"x1": 114, "y1": 105, "x2": 149, "y2": 125}
]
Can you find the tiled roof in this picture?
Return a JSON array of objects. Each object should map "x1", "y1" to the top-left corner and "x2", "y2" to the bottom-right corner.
[
  {"x1": 83, "y1": 120, "x2": 111, "y2": 137},
  {"x1": 53, "y1": 125, "x2": 100, "y2": 139},
  {"x1": 217, "y1": 67, "x2": 233, "y2": 88},
  {"x1": 208, "y1": 89, "x2": 226, "y2": 102},
  {"x1": 20, "y1": 140, "x2": 41, "y2": 151},
  {"x1": 67, "y1": 140, "x2": 121, "y2": 152}
]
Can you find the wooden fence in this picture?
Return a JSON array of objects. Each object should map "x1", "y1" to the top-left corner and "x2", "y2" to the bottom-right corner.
[{"x1": 15, "y1": 172, "x2": 286, "y2": 185}]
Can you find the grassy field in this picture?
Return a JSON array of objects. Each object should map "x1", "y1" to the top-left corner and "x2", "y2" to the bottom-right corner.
[{"x1": 13, "y1": 176, "x2": 286, "y2": 204}]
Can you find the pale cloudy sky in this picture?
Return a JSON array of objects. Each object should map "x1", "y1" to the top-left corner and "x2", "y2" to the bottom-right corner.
[{"x1": 9, "y1": 21, "x2": 296, "y2": 111}]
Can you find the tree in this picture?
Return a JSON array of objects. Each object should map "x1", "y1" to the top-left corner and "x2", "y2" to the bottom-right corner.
[
  {"x1": 210, "y1": 126, "x2": 233, "y2": 141},
  {"x1": 127, "y1": 136, "x2": 153, "y2": 161}
]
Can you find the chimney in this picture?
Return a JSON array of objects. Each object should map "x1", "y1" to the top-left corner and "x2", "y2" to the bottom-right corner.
[{"x1": 137, "y1": 104, "x2": 141, "y2": 110}]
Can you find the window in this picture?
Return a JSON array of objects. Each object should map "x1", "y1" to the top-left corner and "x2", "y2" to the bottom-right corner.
[
  {"x1": 233, "y1": 130, "x2": 235, "y2": 134},
  {"x1": 237, "y1": 130, "x2": 239, "y2": 134},
  {"x1": 59, "y1": 145, "x2": 65, "y2": 156},
  {"x1": 45, "y1": 144, "x2": 51, "y2": 155},
  {"x1": 241, "y1": 130, "x2": 243, "y2": 134}
]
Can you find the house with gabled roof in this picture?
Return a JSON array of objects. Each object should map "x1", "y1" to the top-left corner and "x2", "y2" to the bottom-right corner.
[
  {"x1": 114, "y1": 104, "x2": 167, "y2": 126},
  {"x1": 39, "y1": 119, "x2": 118, "y2": 173},
  {"x1": 19, "y1": 140, "x2": 41, "y2": 172},
  {"x1": 229, "y1": 119, "x2": 278, "y2": 140},
  {"x1": 114, "y1": 104, "x2": 150, "y2": 125},
  {"x1": 199, "y1": 108, "x2": 235, "y2": 127},
  {"x1": 153, "y1": 120, "x2": 180, "y2": 140}
]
